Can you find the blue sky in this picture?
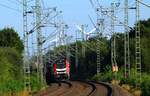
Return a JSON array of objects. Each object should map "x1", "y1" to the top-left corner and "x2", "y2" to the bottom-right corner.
[{"x1": 0, "y1": 0, "x2": 149, "y2": 39}]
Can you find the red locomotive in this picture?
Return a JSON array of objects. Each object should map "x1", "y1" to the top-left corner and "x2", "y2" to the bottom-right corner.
[{"x1": 53, "y1": 59, "x2": 70, "y2": 80}]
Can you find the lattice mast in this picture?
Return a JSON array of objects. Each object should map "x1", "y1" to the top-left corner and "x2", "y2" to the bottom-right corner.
[
  {"x1": 124, "y1": 0, "x2": 130, "y2": 78},
  {"x1": 135, "y1": 0, "x2": 141, "y2": 84},
  {"x1": 96, "y1": 27, "x2": 101, "y2": 74},
  {"x1": 96, "y1": 10, "x2": 103, "y2": 74},
  {"x1": 81, "y1": 25, "x2": 86, "y2": 58},
  {"x1": 75, "y1": 25, "x2": 86, "y2": 71},
  {"x1": 35, "y1": 0, "x2": 44, "y2": 86},
  {"x1": 89, "y1": 0, "x2": 103, "y2": 74},
  {"x1": 23, "y1": 0, "x2": 31, "y2": 92},
  {"x1": 64, "y1": 28, "x2": 71, "y2": 79},
  {"x1": 75, "y1": 31, "x2": 79, "y2": 69},
  {"x1": 58, "y1": 23, "x2": 65, "y2": 45},
  {"x1": 111, "y1": 3, "x2": 117, "y2": 72}
]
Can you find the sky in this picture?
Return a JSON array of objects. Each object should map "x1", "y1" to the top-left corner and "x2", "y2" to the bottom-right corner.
[{"x1": 0, "y1": 0, "x2": 150, "y2": 40}]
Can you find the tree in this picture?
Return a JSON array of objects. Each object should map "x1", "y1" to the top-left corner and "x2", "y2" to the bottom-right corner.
[
  {"x1": 129, "y1": 18, "x2": 150, "y2": 73},
  {"x1": 0, "y1": 28, "x2": 24, "y2": 53},
  {"x1": 0, "y1": 48, "x2": 23, "y2": 92},
  {"x1": 0, "y1": 28, "x2": 24, "y2": 92}
]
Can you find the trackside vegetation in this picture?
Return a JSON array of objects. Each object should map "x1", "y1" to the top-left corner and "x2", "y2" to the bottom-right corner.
[
  {"x1": 46, "y1": 18, "x2": 150, "y2": 96},
  {"x1": 0, "y1": 18, "x2": 150, "y2": 96},
  {"x1": 0, "y1": 28, "x2": 40, "y2": 95}
]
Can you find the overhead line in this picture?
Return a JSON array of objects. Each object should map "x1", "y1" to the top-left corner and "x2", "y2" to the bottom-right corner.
[
  {"x1": 138, "y1": 0, "x2": 150, "y2": 8},
  {"x1": 15, "y1": 0, "x2": 29, "y2": 7},
  {"x1": 16, "y1": 0, "x2": 24, "y2": 5},
  {"x1": 0, "y1": 3, "x2": 21, "y2": 12},
  {"x1": 41, "y1": 0, "x2": 46, "y2": 9},
  {"x1": 89, "y1": 0, "x2": 95, "y2": 9},
  {"x1": 7, "y1": 0, "x2": 18, "y2": 5}
]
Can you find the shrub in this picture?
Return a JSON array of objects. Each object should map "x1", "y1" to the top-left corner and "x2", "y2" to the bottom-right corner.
[
  {"x1": 0, "y1": 79, "x2": 23, "y2": 93},
  {"x1": 120, "y1": 68, "x2": 138, "y2": 87},
  {"x1": 30, "y1": 72, "x2": 41, "y2": 92},
  {"x1": 141, "y1": 73, "x2": 150, "y2": 96},
  {"x1": 0, "y1": 48, "x2": 23, "y2": 93},
  {"x1": 91, "y1": 69, "x2": 113, "y2": 82},
  {"x1": 91, "y1": 66, "x2": 125, "y2": 82}
]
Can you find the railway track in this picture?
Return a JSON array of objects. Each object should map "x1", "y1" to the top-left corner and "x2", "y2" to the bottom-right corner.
[
  {"x1": 33, "y1": 80, "x2": 112, "y2": 96},
  {"x1": 74, "y1": 80, "x2": 96, "y2": 96},
  {"x1": 33, "y1": 81, "x2": 72, "y2": 96},
  {"x1": 90, "y1": 81, "x2": 112, "y2": 96}
]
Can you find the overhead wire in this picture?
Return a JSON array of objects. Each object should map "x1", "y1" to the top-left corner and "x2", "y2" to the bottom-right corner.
[
  {"x1": 7, "y1": 0, "x2": 19, "y2": 5},
  {"x1": 138, "y1": 0, "x2": 150, "y2": 8},
  {"x1": 16, "y1": 0, "x2": 23, "y2": 4},
  {"x1": 15, "y1": 0, "x2": 34, "y2": 7},
  {"x1": 41, "y1": 0, "x2": 46, "y2": 9},
  {"x1": 1, "y1": 0, "x2": 33, "y2": 13},
  {"x1": 0, "y1": 3, "x2": 21, "y2": 12}
]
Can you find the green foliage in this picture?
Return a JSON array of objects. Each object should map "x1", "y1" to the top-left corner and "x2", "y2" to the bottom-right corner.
[
  {"x1": 74, "y1": 37, "x2": 110, "y2": 79},
  {"x1": 141, "y1": 73, "x2": 150, "y2": 96},
  {"x1": 0, "y1": 28, "x2": 24, "y2": 93},
  {"x1": 44, "y1": 18, "x2": 150, "y2": 94},
  {"x1": 30, "y1": 72, "x2": 41, "y2": 92},
  {"x1": 0, "y1": 28, "x2": 24, "y2": 53},
  {"x1": 129, "y1": 18, "x2": 150, "y2": 73},
  {"x1": 120, "y1": 69, "x2": 138, "y2": 87},
  {"x1": 141, "y1": 38, "x2": 150, "y2": 73},
  {"x1": 45, "y1": 36, "x2": 110, "y2": 79},
  {"x1": 115, "y1": 33, "x2": 124, "y2": 67},
  {"x1": 0, "y1": 47, "x2": 23, "y2": 92},
  {"x1": 91, "y1": 67, "x2": 150, "y2": 96},
  {"x1": 0, "y1": 79, "x2": 23, "y2": 92},
  {"x1": 91, "y1": 69, "x2": 113, "y2": 82},
  {"x1": 91, "y1": 66, "x2": 124, "y2": 82}
]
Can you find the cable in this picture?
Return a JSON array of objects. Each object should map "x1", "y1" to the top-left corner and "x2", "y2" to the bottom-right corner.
[
  {"x1": 15, "y1": 0, "x2": 31, "y2": 7},
  {"x1": 16, "y1": 0, "x2": 22, "y2": 4},
  {"x1": 0, "y1": 3, "x2": 21, "y2": 12},
  {"x1": 138, "y1": 0, "x2": 150, "y2": 8},
  {"x1": 89, "y1": 0, "x2": 96, "y2": 9},
  {"x1": 41, "y1": 0, "x2": 46, "y2": 9},
  {"x1": 7, "y1": 0, "x2": 18, "y2": 5}
]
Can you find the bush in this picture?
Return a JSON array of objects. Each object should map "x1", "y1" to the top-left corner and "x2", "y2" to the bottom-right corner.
[
  {"x1": 91, "y1": 69, "x2": 113, "y2": 82},
  {"x1": 0, "y1": 47, "x2": 23, "y2": 80},
  {"x1": 119, "y1": 69, "x2": 150, "y2": 96},
  {"x1": 0, "y1": 79, "x2": 23, "y2": 92},
  {"x1": 91, "y1": 66, "x2": 125, "y2": 82},
  {"x1": 0, "y1": 48, "x2": 23, "y2": 93},
  {"x1": 30, "y1": 72, "x2": 41, "y2": 92},
  {"x1": 141, "y1": 73, "x2": 150, "y2": 96},
  {"x1": 120, "y1": 68, "x2": 138, "y2": 87},
  {"x1": 0, "y1": 28, "x2": 24, "y2": 53}
]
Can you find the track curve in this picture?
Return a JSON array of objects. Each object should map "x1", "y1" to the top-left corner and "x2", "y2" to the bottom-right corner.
[
  {"x1": 33, "y1": 80, "x2": 112, "y2": 96},
  {"x1": 90, "y1": 81, "x2": 112, "y2": 96}
]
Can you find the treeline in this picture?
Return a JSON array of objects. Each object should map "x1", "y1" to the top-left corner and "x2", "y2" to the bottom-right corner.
[
  {"x1": 0, "y1": 28, "x2": 24, "y2": 93},
  {"x1": 45, "y1": 18, "x2": 150, "y2": 95},
  {"x1": 46, "y1": 18, "x2": 150, "y2": 79}
]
